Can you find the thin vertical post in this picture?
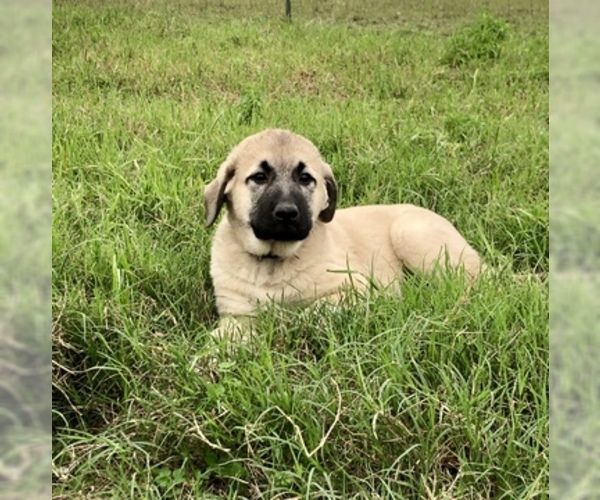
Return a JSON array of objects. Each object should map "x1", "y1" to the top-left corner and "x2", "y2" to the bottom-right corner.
[{"x1": 285, "y1": 0, "x2": 291, "y2": 20}]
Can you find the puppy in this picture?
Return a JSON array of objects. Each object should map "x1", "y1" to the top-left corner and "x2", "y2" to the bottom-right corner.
[{"x1": 204, "y1": 129, "x2": 482, "y2": 339}]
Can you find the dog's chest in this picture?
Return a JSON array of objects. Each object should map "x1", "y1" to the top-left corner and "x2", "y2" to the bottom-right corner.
[{"x1": 233, "y1": 257, "x2": 343, "y2": 303}]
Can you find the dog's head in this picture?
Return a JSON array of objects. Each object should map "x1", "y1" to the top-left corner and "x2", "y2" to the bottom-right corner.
[{"x1": 204, "y1": 129, "x2": 337, "y2": 258}]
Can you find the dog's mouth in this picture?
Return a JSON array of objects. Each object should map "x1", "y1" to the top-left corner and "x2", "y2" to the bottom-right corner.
[{"x1": 250, "y1": 222, "x2": 311, "y2": 242}]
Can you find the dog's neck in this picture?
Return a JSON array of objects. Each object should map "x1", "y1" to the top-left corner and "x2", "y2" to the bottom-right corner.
[
  {"x1": 256, "y1": 252, "x2": 282, "y2": 261},
  {"x1": 240, "y1": 233, "x2": 306, "y2": 262},
  {"x1": 233, "y1": 222, "x2": 323, "y2": 262},
  {"x1": 252, "y1": 250, "x2": 303, "y2": 262}
]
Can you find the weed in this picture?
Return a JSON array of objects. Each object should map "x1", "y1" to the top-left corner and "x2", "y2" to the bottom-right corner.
[
  {"x1": 442, "y1": 12, "x2": 510, "y2": 67},
  {"x1": 237, "y1": 86, "x2": 264, "y2": 126}
]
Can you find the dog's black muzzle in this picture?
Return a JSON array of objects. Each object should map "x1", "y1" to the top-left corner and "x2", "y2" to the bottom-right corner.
[{"x1": 250, "y1": 188, "x2": 312, "y2": 241}]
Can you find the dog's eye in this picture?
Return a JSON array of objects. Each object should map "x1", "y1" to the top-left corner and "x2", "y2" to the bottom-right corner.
[
  {"x1": 298, "y1": 173, "x2": 315, "y2": 186},
  {"x1": 248, "y1": 172, "x2": 268, "y2": 184}
]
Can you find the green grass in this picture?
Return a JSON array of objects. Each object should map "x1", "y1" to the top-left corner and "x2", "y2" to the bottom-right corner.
[{"x1": 52, "y1": 1, "x2": 548, "y2": 497}]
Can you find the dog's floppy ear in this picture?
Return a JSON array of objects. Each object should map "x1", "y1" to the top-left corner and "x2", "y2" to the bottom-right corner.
[
  {"x1": 319, "y1": 176, "x2": 338, "y2": 223},
  {"x1": 204, "y1": 161, "x2": 236, "y2": 227}
]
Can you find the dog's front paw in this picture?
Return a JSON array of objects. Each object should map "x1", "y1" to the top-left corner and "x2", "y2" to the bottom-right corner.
[
  {"x1": 208, "y1": 316, "x2": 257, "y2": 366},
  {"x1": 210, "y1": 316, "x2": 253, "y2": 344},
  {"x1": 193, "y1": 317, "x2": 255, "y2": 380}
]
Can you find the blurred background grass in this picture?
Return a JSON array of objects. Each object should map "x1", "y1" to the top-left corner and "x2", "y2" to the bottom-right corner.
[
  {"x1": 550, "y1": 0, "x2": 600, "y2": 496},
  {"x1": 0, "y1": 1, "x2": 51, "y2": 498}
]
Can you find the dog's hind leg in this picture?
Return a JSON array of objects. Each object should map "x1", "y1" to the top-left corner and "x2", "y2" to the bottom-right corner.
[{"x1": 391, "y1": 205, "x2": 483, "y2": 279}]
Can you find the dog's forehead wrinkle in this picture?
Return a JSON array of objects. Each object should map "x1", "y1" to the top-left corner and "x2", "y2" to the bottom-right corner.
[
  {"x1": 258, "y1": 160, "x2": 272, "y2": 171},
  {"x1": 234, "y1": 132, "x2": 324, "y2": 172},
  {"x1": 257, "y1": 158, "x2": 299, "y2": 174}
]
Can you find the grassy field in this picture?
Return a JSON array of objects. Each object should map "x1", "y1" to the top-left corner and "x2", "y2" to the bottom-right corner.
[{"x1": 52, "y1": 0, "x2": 548, "y2": 497}]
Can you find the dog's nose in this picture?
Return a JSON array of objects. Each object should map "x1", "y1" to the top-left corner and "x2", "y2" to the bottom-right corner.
[{"x1": 274, "y1": 203, "x2": 299, "y2": 223}]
